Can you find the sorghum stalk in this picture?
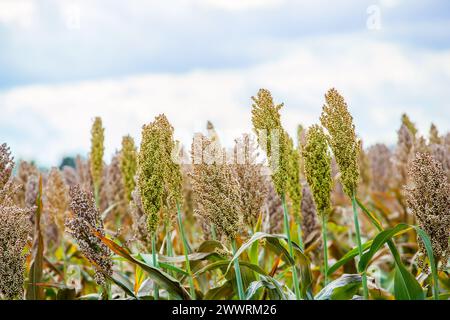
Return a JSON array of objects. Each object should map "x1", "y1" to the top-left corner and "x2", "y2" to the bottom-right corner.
[
  {"x1": 137, "y1": 115, "x2": 183, "y2": 299},
  {"x1": 352, "y1": 195, "x2": 368, "y2": 298},
  {"x1": 251, "y1": 89, "x2": 301, "y2": 300},
  {"x1": 286, "y1": 134, "x2": 303, "y2": 250},
  {"x1": 152, "y1": 233, "x2": 159, "y2": 300},
  {"x1": 231, "y1": 239, "x2": 245, "y2": 300},
  {"x1": 320, "y1": 88, "x2": 368, "y2": 299},
  {"x1": 90, "y1": 117, "x2": 105, "y2": 207},
  {"x1": 322, "y1": 215, "x2": 329, "y2": 285},
  {"x1": 176, "y1": 202, "x2": 196, "y2": 299},
  {"x1": 302, "y1": 125, "x2": 332, "y2": 287},
  {"x1": 281, "y1": 193, "x2": 301, "y2": 300}
]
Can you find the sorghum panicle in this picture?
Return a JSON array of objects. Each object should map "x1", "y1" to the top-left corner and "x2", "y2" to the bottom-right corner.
[
  {"x1": 104, "y1": 153, "x2": 126, "y2": 224},
  {"x1": 90, "y1": 117, "x2": 105, "y2": 192},
  {"x1": 66, "y1": 185, "x2": 113, "y2": 285},
  {"x1": 45, "y1": 167, "x2": 69, "y2": 232},
  {"x1": 301, "y1": 183, "x2": 322, "y2": 264},
  {"x1": 393, "y1": 124, "x2": 414, "y2": 188},
  {"x1": 137, "y1": 114, "x2": 182, "y2": 236},
  {"x1": 405, "y1": 153, "x2": 450, "y2": 271},
  {"x1": 191, "y1": 134, "x2": 243, "y2": 239},
  {"x1": 120, "y1": 135, "x2": 137, "y2": 202},
  {"x1": 232, "y1": 134, "x2": 268, "y2": 229},
  {"x1": 0, "y1": 205, "x2": 33, "y2": 299},
  {"x1": 263, "y1": 181, "x2": 284, "y2": 235},
  {"x1": 302, "y1": 125, "x2": 333, "y2": 217},
  {"x1": 429, "y1": 123, "x2": 442, "y2": 145},
  {"x1": 320, "y1": 88, "x2": 360, "y2": 197},
  {"x1": 367, "y1": 144, "x2": 393, "y2": 193},
  {"x1": 401, "y1": 113, "x2": 418, "y2": 138},
  {"x1": 251, "y1": 89, "x2": 289, "y2": 196}
]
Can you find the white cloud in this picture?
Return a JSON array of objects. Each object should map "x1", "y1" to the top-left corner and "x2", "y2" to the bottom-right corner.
[
  {"x1": 198, "y1": 0, "x2": 285, "y2": 11},
  {"x1": 1, "y1": 35, "x2": 449, "y2": 166},
  {"x1": 0, "y1": 0, "x2": 35, "y2": 28}
]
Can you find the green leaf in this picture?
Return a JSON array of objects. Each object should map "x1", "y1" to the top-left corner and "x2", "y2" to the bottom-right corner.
[
  {"x1": 356, "y1": 201, "x2": 426, "y2": 301},
  {"x1": 245, "y1": 276, "x2": 287, "y2": 300},
  {"x1": 227, "y1": 232, "x2": 295, "y2": 273},
  {"x1": 249, "y1": 214, "x2": 263, "y2": 265},
  {"x1": 413, "y1": 227, "x2": 440, "y2": 300},
  {"x1": 194, "y1": 260, "x2": 267, "y2": 278},
  {"x1": 315, "y1": 274, "x2": 362, "y2": 300},
  {"x1": 93, "y1": 232, "x2": 191, "y2": 300},
  {"x1": 359, "y1": 223, "x2": 412, "y2": 271},
  {"x1": 157, "y1": 252, "x2": 220, "y2": 264},
  {"x1": 394, "y1": 263, "x2": 425, "y2": 300},
  {"x1": 204, "y1": 281, "x2": 234, "y2": 300},
  {"x1": 105, "y1": 271, "x2": 137, "y2": 299},
  {"x1": 227, "y1": 232, "x2": 313, "y2": 300},
  {"x1": 328, "y1": 241, "x2": 373, "y2": 276}
]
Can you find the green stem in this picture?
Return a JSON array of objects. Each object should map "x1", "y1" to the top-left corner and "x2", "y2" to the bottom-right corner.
[
  {"x1": 101, "y1": 280, "x2": 112, "y2": 300},
  {"x1": 294, "y1": 215, "x2": 304, "y2": 251},
  {"x1": 211, "y1": 224, "x2": 217, "y2": 241},
  {"x1": 351, "y1": 194, "x2": 369, "y2": 300},
  {"x1": 176, "y1": 202, "x2": 196, "y2": 300},
  {"x1": 94, "y1": 183, "x2": 100, "y2": 209},
  {"x1": 62, "y1": 241, "x2": 67, "y2": 284},
  {"x1": 322, "y1": 215, "x2": 329, "y2": 286},
  {"x1": 432, "y1": 260, "x2": 440, "y2": 301},
  {"x1": 281, "y1": 193, "x2": 302, "y2": 300},
  {"x1": 151, "y1": 233, "x2": 159, "y2": 300},
  {"x1": 231, "y1": 239, "x2": 245, "y2": 300},
  {"x1": 166, "y1": 224, "x2": 173, "y2": 300}
]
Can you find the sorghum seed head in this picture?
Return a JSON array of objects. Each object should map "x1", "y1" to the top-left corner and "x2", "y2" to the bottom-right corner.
[
  {"x1": 320, "y1": 88, "x2": 360, "y2": 197},
  {"x1": 232, "y1": 134, "x2": 268, "y2": 229},
  {"x1": 405, "y1": 153, "x2": 450, "y2": 271},
  {"x1": 430, "y1": 143, "x2": 450, "y2": 181},
  {"x1": 90, "y1": 117, "x2": 105, "y2": 191},
  {"x1": 0, "y1": 143, "x2": 17, "y2": 205},
  {"x1": 263, "y1": 181, "x2": 284, "y2": 235},
  {"x1": 301, "y1": 183, "x2": 323, "y2": 265},
  {"x1": 130, "y1": 185, "x2": 152, "y2": 247},
  {"x1": 251, "y1": 88, "x2": 289, "y2": 195},
  {"x1": 66, "y1": 185, "x2": 113, "y2": 285},
  {"x1": 0, "y1": 205, "x2": 33, "y2": 299},
  {"x1": 0, "y1": 143, "x2": 14, "y2": 191},
  {"x1": 401, "y1": 113, "x2": 418, "y2": 138},
  {"x1": 120, "y1": 135, "x2": 137, "y2": 202},
  {"x1": 137, "y1": 114, "x2": 182, "y2": 236},
  {"x1": 429, "y1": 123, "x2": 442, "y2": 145},
  {"x1": 207, "y1": 120, "x2": 221, "y2": 145},
  {"x1": 393, "y1": 124, "x2": 414, "y2": 188},
  {"x1": 191, "y1": 134, "x2": 243, "y2": 239},
  {"x1": 302, "y1": 125, "x2": 333, "y2": 217},
  {"x1": 62, "y1": 166, "x2": 78, "y2": 188},
  {"x1": 14, "y1": 161, "x2": 39, "y2": 207},
  {"x1": 45, "y1": 168, "x2": 69, "y2": 231},
  {"x1": 75, "y1": 156, "x2": 93, "y2": 192},
  {"x1": 104, "y1": 153, "x2": 126, "y2": 224},
  {"x1": 367, "y1": 144, "x2": 393, "y2": 193},
  {"x1": 25, "y1": 174, "x2": 39, "y2": 209},
  {"x1": 286, "y1": 133, "x2": 302, "y2": 221},
  {"x1": 358, "y1": 140, "x2": 372, "y2": 192}
]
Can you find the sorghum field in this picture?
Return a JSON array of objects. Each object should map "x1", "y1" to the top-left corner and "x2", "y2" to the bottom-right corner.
[{"x1": 0, "y1": 88, "x2": 449, "y2": 301}]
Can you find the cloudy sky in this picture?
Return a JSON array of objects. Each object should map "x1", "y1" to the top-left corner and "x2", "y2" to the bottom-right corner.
[{"x1": 0, "y1": 0, "x2": 449, "y2": 166}]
